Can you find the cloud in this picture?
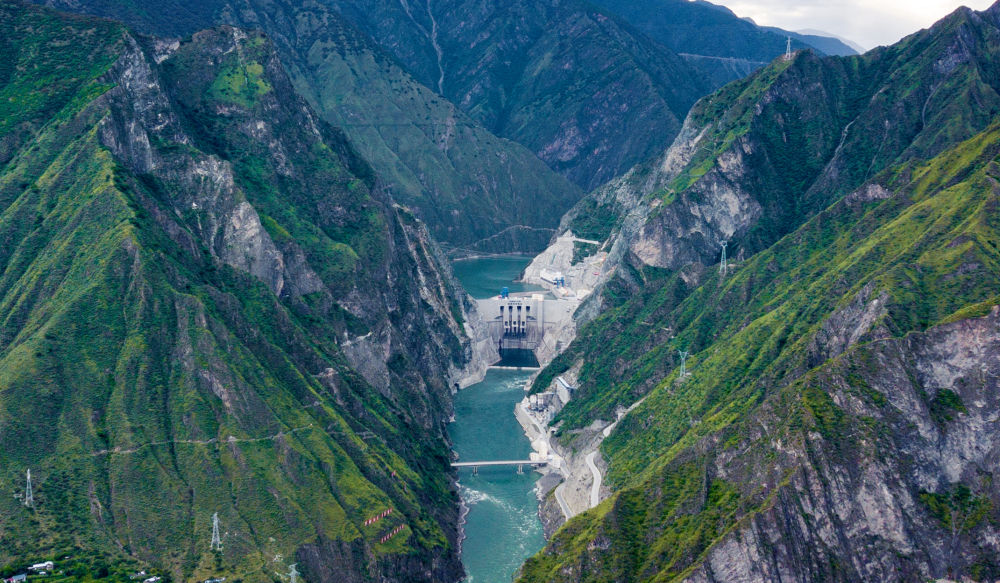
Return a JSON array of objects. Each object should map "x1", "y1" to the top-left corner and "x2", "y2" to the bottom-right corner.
[{"x1": 718, "y1": 0, "x2": 996, "y2": 49}]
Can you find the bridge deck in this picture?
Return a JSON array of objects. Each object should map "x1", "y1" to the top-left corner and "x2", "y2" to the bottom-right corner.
[{"x1": 451, "y1": 460, "x2": 546, "y2": 467}]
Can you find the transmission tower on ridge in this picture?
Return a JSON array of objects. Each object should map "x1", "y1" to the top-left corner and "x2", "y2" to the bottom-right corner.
[
  {"x1": 678, "y1": 350, "x2": 690, "y2": 378},
  {"x1": 210, "y1": 513, "x2": 223, "y2": 551},
  {"x1": 24, "y1": 469, "x2": 34, "y2": 508},
  {"x1": 785, "y1": 36, "x2": 793, "y2": 60},
  {"x1": 719, "y1": 241, "x2": 728, "y2": 279},
  {"x1": 287, "y1": 564, "x2": 301, "y2": 583}
]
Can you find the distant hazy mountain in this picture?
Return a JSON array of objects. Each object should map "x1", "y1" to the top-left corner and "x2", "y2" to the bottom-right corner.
[
  {"x1": 797, "y1": 27, "x2": 868, "y2": 53},
  {"x1": 764, "y1": 26, "x2": 861, "y2": 56},
  {"x1": 588, "y1": 0, "x2": 858, "y2": 86}
]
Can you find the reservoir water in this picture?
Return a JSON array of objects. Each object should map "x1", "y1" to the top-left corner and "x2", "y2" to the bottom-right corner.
[
  {"x1": 452, "y1": 255, "x2": 544, "y2": 300},
  {"x1": 449, "y1": 255, "x2": 546, "y2": 583}
]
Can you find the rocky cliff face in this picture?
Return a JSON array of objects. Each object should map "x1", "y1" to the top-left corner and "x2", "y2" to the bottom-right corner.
[
  {"x1": 685, "y1": 307, "x2": 1000, "y2": 582},
  {"x1": 40, "y1": 0, "x2": 584, "y2": 255},
  {"x1": 108, "y1": 25, "x2": 473, "y2": 427},
  {"x1": 540, "y1": 2, "x2": 1000, "y2": 318},
  {"x1": 0, "y1": 6, "x2": 477, "y2": 581},
  {"x1": 294, "y1": 0, "x2": 709, "y2": 191},
  {"x1": 517, "y1": 4, "x2": 1000, "y2": 581},
  {"x1": 98, "y1": 32, "x2": 315, "y2": 300}
]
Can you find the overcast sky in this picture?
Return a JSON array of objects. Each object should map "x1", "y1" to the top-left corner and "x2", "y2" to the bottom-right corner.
[{"x1": 717, "y1": 0, "x2": 996, "y2": 50}]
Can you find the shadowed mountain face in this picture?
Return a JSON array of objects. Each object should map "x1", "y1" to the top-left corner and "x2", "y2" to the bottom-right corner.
[
  {"x1": 518, "y1": 4, "x2": 1000, "y2": 581},
  {"x1": 35, "y1": 0, "x2": 859, "y2": 232},
  {"x1": 588, "y1": 0, "x2": 858, "y2": 88},
  {"x1": 313, "y1": 0, "x2": 710, "y2": 190},
  {"x1": 0, "y1": 4, "x2": 479, "y2": 581},
  {"x1": 38, "y1": 0, "x2": 584, "y2": 255}
]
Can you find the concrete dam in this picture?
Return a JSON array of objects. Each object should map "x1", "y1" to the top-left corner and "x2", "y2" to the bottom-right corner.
[{"x1": 476, "y1": 291, "x2": 578, "y2": 368}]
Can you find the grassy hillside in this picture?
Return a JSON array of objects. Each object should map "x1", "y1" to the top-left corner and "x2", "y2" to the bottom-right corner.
[
  {"x1": 520, "y1": 106, "x2": 1000, "y2": 583},
  {"x1": 35, "y1": 0, "x2": 584, "y2": 254},
  {"x1": 0, "y1": 5, "x2": 467, "y2": 581},
  {"x1": 519, "y1": 5, "x2": 1000, "y2": 581}
]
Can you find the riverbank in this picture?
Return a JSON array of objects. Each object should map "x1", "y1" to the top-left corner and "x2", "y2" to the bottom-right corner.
[
  {"x1": 514, "y1": 395, "x2": 608, "y2": 537},
  {"x1": 512, "y1": 362, "x2": 649, "y2": 538},
  {"x1": 448, "y1": 252, "x2": 608, "y2": 576}
]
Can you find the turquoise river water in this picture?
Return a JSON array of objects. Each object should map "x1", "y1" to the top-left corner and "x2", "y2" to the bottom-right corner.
[
  {"x1": 449, "y1": 256, "x2": 546, "y2": 583},
  {"x1": 451, "y1": 255, "x2": 544, "y2": 299}
]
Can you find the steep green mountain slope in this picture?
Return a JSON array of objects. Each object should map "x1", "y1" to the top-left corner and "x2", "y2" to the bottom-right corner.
[
  {"x1": 548, "y1": 1, "x2": 1000, "y2": 289},
  {"x1": 37, "y1": 0, "x2": 583, "y2": 255},
  {"x1": 588, "y1": 0, "x2": 857, "y2": 88},
  {"x1": 518, "y1": 4, "x2": 1000, "y2": 581},
  {"x1": 286, "y1": 0, "x2": 710, "y2": 191},
  {"x1": 0, "y1": 4, "x2": 476, "y2": 581},
  {"x1": 523, "y1": 120, "x2": 1000, "y2": 583}
]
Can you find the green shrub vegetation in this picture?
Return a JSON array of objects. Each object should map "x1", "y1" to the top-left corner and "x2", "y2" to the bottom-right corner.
[
  {"x1": 520, "y1": 34, "x2": 1000, "y2": 579},
  {"x1": 0, "y1": 5, "x2": 462, "y2": 582},
  {"x1": 567, "y1": 198, "x2": 621, "y2": 242}
]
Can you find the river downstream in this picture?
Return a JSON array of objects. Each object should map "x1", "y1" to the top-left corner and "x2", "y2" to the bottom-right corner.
[{"x1": 450, "y1": 256, "x2": 546, "y2": 583}]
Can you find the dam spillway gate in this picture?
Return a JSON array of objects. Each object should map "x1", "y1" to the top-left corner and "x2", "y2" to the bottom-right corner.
[{"x1": 476, "y1": 292, "x2": 576, "y2": 368}]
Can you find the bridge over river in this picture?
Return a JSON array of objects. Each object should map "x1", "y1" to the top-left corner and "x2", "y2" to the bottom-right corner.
[{"x1": 452, "y1": 459, "x2": 547, "y2": 475}]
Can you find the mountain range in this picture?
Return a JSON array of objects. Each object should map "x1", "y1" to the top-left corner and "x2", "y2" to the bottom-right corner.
[
  {"x1": 39, "y1": 0, "x2": 859, "y2": 243},
  {"x1": 0, "y1": 3, "x2": 482, "y2": 580},
  {"x1": 521, "y1": 3, "x2": 1000, "y2": 580},
  {"x1": 3, "y1": 0, "x2": 999, "y2": 582}
]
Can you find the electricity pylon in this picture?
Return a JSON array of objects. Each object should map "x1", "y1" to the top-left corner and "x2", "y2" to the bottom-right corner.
[
  {"x1": 210, "y1": 513, "x2": 222, "y2": 551},
  {"x1": 719, "y1": 241, "x2": 728, "y2": 279},
  {"x1": 24, "y1": 469, "x2": 33, "y2": 508}
]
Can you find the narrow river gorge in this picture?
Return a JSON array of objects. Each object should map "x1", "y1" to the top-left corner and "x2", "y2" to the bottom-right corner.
[{"x1": 449, "y1": 256, "x2": 547, "y2": 583}]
